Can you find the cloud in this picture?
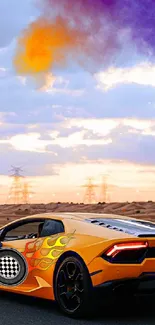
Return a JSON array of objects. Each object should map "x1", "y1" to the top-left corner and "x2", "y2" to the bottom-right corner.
[
  {"x1": 0, "y1": 130, "x2": 112, "y2": 152},
  {"x1": 61, "y1": 117, "x2": 155, "y2": 138},
  {"x1": 123, "y1": 118, "x2": 154, "y2": 130},
  {"x1": 2, "y1": 118, "x2": 155, "y2": 204},
  {"x1": 37, "y1": 73, "x2": 56, "y2": 92},
  {"x1": 0, "y1": 142, "x2": 88, "y2": 177},
  {"x1": 81, "y1": 131, "x2": 155, "y2": 165},
  {"x1": 1, "y1": 117, "x2": 155, "y2": 155},
  {"x1": 95, "y1": 62, "x2": 155, "y2": 90},
  {"x1": 1, "y1": 56, "x2": 155, "y2": 123},
  {"x1": 16, "y1": 71, "x2": 86, "y2": 95},
  {"x1": 64, "y1": 118, "x2": 119, "y2": 136},
  {"x1": 46, "y1": 87, "x2": 85, "y2": 96},
  {"x1": 0, "y1": 133, "x2": 57, "y2": 153},
  {"x1": 2, "y1": 117, "x2": 155, "y2": 176},
  {"x1": 49, "y1": 130, "x2": 112, "y2": 147}
]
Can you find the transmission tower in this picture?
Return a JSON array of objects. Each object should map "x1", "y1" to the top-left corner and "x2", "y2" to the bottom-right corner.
[
  {"x1": 22, "y1": 181, "x2": 35, "y2": 204},
  {"x1": 99, "y1": 174, "x2": 110, "y2": 203},
  {"x1": 7, "y1": 166, "x2": 24, "y2": 204},
  {"x1": 82, "y1": 177, "x2": 98, "y2": 204}
]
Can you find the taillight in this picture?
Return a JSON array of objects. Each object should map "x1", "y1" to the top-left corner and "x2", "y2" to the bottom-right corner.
[
  {"x1": 105, "y1": 241, "x2": 148, "y2": 258},
  {"x1": 102, "y1": 241, "x2": 148, "y2": 264}
]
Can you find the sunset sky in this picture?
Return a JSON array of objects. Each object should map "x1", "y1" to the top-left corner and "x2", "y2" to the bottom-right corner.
[{"x1": 1, "y1": 0, "x2": 155, "y2": 204}]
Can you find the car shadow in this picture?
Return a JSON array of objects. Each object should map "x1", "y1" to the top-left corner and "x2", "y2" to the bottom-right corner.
[{"x1": 0, "y1": 291, "x2": 155, "y2": 324}]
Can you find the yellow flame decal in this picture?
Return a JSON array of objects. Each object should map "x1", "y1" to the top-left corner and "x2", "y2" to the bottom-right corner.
[{"x1": 22, "y1": 231, "x2": 75, "y2": 271}]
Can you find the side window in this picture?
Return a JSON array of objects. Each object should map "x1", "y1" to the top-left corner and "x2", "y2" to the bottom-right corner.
[
  {"x1": 3, "y1": 221, "x2": 44, "y2": 241},
  {"x1": 40, "y1": 219, "x2": 64, "y2": 237}
]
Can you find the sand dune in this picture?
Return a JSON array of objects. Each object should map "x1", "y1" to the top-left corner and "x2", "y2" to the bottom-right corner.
[{"x1": 0, "y1": 201, "x2": 155, "y2": 226}]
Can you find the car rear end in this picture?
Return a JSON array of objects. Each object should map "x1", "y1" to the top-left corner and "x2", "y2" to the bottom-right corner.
[{"x1": 86, "y1": 217, "x2": 155, "y2": 297}]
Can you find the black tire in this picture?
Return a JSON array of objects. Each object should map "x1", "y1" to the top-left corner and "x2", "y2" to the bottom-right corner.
[{"x1": 54, "y1": 256, "x2": 93, "y2": 318}]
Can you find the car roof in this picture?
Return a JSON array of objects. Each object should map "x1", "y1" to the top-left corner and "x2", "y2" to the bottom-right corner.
[
  {"x1": 3, "y1": 212, "x2": 154, "y2": 240},
  {"x1": 29, "y1": 212, "x2": 134, "y2": 220},
  {"x1": 6, "y1": 212, "x2": 132, "y2": 223},
  {"x1": 3, "y1": 212, "x2": 148, "y2": 231},
  {"x1": 0, "y1": 212, "x2": 129, "y2": 228}
]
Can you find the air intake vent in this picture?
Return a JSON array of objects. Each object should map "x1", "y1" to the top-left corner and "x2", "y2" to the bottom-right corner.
[
  {"x1": 91, "y1": 220, "x2": 99, "y2": 224},
  {"x1": 85, "y1": 218, "x2": 155, "y2": 237},
  {"x1": 86, "y1": 218, "x2": 132, "y2": 234}
]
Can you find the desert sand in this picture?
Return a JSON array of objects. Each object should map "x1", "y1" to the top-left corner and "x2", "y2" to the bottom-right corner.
[{"x1": 0, "y1": 201, "x2": 155, "y2": 226}]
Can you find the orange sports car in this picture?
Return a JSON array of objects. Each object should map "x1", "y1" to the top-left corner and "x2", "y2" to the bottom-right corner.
[{"x1": 0, "y1": 212, "x2": 155, "y2": 317}]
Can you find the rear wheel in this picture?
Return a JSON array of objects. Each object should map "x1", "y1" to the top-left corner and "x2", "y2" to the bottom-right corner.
[{"x1": 54, "y1": 256, "x2": 93, "y2": 318}]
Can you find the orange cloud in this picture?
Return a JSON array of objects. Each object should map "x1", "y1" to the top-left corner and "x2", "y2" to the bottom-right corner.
[{"x1": 14, "y1": 17, "x2": 85, "y2": 76}]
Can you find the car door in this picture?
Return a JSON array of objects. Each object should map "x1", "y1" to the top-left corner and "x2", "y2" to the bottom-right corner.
[
  {"x1": 0, "y1": 218, "x2": 68, "y2": 298},
  {"x1": 0, "y1": 218, "x2": 46, "y2": 293}
]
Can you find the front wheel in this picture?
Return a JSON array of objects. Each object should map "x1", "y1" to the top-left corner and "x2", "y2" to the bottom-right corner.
[{"x1": 54, "y1": 256, "x2": 93, "y2": 318}]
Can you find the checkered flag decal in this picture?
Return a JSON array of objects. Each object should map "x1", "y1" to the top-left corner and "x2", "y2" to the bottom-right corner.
[
  {"x1": 0, "y1": 256, "x2": 20, "y2": 279},
  {"x1": 0, "y1": 249, "x2": 28, "y2": 286}
]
